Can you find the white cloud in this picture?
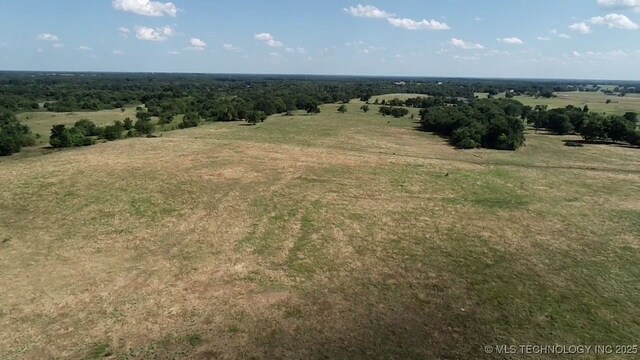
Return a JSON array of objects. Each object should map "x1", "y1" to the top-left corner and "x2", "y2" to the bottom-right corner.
[
  {"x1": 112, "y1": 0, "x2": 177, "y2": 17},
  {"x1": 453, "y1": 55, "x2": 480, "y2": 61},
  {"x1": 550, "y1": 29, "x2": 572, "y2": 39},
  {"x1": 569, "y1": 22, "x2": 592, "y2": 34},
  {"x1": 387, "y1": 17, "x2": 450, "y2": 30},
  {"x1": 118, "y1": 27, "x2": 131, "y2": 38},
  {"x1": 254, "y1": 33, "x2": 283, "y2": 47},
  {"x1": 113, "y1": 50, "x2": 126, "y2": 55},
  {"x1": 537, "y1": 36, "x2": 551, "y2": 41},
  {"x1": 187, "y1": 38, "x2": 207, "y2": 51},
  {"x1": 591, "y1": 13, "x2": 639, "y2": 29},
  {"x1": 343, "y1": 4, "x2": 393, "y2": 18},
  {"x1": 52, "y1": 43, "x2": 65, "y2": 48},
  {"x1": 36, "y1": 33, "x2": 59, "y2": 41},
  {"x1": 344, "y1": 40, "x2": 364, "y2": 47},
  {"x1": 36, "y1": 48, "x2": 44, "y2": 53},
  {"x1": 449, "y1": 38, "x2": 484, "y2": 50},
  {"x1": 359, "y1": 45, "x2": 385, "y2": 54},
  {"x1": 285, "y1": 47, "x2": 307, "y2": 54},
  {"x1": 223, "y1": 44, "x2": 242, "y2": 52},
  {"x1": 475, "y1": 17, "x2": 483, "y2": 21},
  {"x1": 168, "y1": 50, "x2": 180, "y2": 55},
  {"x1": 78, "y1": 45, "x2": 92, "y2": 51},
  {"x1": 135, "y1": 26, "x2": 175, "y2": 41},
  {"x1": 597, "y1": 0, "x2": 640, "y2": 11},
  {"x1": 572, "y1": 49, "x2": 628, "y2": 59},
  {"x1": 497, "y1": 37, "x2": 524, "y2": 45},
  {"x1": 270, "y1": 52, "x2": 281, "y2": 57}
]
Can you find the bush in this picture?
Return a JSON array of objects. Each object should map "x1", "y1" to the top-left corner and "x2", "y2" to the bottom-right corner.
[
  {"x1": 123, "y1": 117, "x2": 133, "y2": 130},
  {"x1": 49, "y1": 125, "x2": 94, "y2": 148},
  {"x1": 360, "y1": 105, "x2": 370, "y2": 113},
  {"x1": 246, "y1": 111, "x2": 267, "y2": 125},
  {"x1": 626, "y1": 129, "x2": 640, "y2": 146},
  {"x1": 134, "y1": 118, "x2": 154, "y2": 135},
  {"x1": 391, "y1": 107, "x2": 409, "y2": 118},
  {"x1": 102, "y1": 121, "x2": 125, "y2": 141},
  {"x1": 73, "y1": 119, "x2": 100, "y2": 136},
  {"x1": 179, "y1": 113, "x2": 200, "y2": 129},
  {"x1": 0, "y1": 111, "x2": 34, "y2": 156},
  {"x1": 337, "y1": 105, "x2": 347, "y2": 113}
]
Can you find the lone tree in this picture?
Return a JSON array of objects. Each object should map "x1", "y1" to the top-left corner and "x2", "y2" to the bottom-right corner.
[
  {"x1": 337, "y1": 105, "x2": 347, "y2": 113},
  {"x1": 360, "y1": 104, "x2": 370, "y2": 113}
]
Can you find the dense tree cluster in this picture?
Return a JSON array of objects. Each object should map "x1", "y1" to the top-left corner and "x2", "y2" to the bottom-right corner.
[
  {"x1": 0, "y1": 111, "x2": 34, "y2": 156},
  {"x1": 419, "y1": 99, "x2": 526, "y2": 150},
  {"x1": 525, "y1": 106, "x2": 639, "y2": 145},
  {"x1": 378, "y1": 106, "x2": 409, "y2": 118}
]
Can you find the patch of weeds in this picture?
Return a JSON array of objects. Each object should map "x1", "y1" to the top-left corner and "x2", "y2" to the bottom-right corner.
[
  {"x1": 86, "y1": 343, "x2": 112, "y2": 359},
  {"x1": 128, "y1": 194, "x2": 178, "y2": 221},
  {"x1": 282, "y1": 305, "x2": 304, "y2": 319},
  {"x1": 186, "y1": 333, "x2": 203, "y2": 347}
]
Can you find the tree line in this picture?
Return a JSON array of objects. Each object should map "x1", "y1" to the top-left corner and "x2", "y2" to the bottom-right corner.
[{"x1": 525, "y1": 105, "x2": 639, "y2": 145}]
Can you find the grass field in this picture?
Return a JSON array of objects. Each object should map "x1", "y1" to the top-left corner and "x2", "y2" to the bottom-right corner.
[
  {"x1": 369, "y1": 93, "x2": 428, "y2": 103},
  {"x1": 515, "y1": 92, "x2": 640, "y2": 115},
  {"x1": 476, "y1": 91, "x2": 640, "y2": 115},
  {"x1": 1, "y1": 102, "x2": 639, "y2": 359},
  {"x1": 16, "y1": 106, "x2": 142, "y2": 144}
]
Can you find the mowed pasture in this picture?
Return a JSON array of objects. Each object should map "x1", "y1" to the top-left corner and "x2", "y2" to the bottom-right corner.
[{"x1": 1, "y1": 102, "x2": 639, "y2": 359}]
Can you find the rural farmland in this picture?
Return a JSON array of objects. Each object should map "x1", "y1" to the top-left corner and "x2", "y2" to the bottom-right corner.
[{"x1": 2, "y1": 0, "x2": 640, "y2": 358}]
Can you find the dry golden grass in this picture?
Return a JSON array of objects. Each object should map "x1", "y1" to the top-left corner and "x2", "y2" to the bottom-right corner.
[{"x1": 1, "y1": 104, "x2": 639, "y2": 359}]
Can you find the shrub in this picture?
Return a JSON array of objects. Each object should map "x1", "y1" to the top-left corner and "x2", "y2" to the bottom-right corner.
[
  {"x1": 390, "y1": 107, "x2": 409, "y2": 118},
  {"x1": 134, "y1": 118, "x2": 154, "y2": 135},
  {"x1": 50, "y1": 125, "x2": 94, "y2": 148},
  {"x1": 73, "y1": 119, "x2": 100, "y2": 136},
  {"x1": 246, "y1": 111, "x2": 267, "y2": 125},
  {"x1": 102, "y1": 121, "x2": 125, "y2": 141},
  {"x1": 337, "y1": 105, "x2": 347, "y2": 113},
  {"x1": 0, "y1": 111, "x2": 34, "y2": 156},
  {"x1": 626, "y1": 129, "x2": 640, "y2": 146},
  {"x1": 123, "y1": 117, "x2": 133, "y2": 130},
  {"x1": 179, "y1": 113, "x2": 200, "y2": 129}
]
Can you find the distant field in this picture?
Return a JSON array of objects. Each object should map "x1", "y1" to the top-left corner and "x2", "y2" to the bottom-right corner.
[
  {"x1": 514, "y1": 91, "x2": 640, "y2": 115},
  {"x1": 474, "y1": 91, "x2": 640, "y2": 115},
  {"x1": 17, "y1": 106, "x2": 141, "y2": 144},
  {"x1": 1, "y1": 101, "x2": 639, "y2": 359},
  {"x1": 369, "y1": 93, "x2": 428, "y2": 102}
]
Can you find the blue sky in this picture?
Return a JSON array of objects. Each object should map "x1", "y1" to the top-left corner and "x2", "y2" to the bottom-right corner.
[{"x1": 1, "y1": 0, "x2": 639, "y2": 79}]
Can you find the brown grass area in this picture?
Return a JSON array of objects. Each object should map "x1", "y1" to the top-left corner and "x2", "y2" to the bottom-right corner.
[{"x1": 1, "y1": 108, "x2": 639, "y2": 359}]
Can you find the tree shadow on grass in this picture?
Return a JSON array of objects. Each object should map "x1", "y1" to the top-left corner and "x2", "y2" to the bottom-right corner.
[{"x1": 563, "y1": 139, "x2": 639, "y2": 150}]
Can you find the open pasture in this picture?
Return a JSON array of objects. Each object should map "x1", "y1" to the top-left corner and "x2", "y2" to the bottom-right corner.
[{"x1": 1, "y1": 102, "x2": 639, "y2": 359}]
